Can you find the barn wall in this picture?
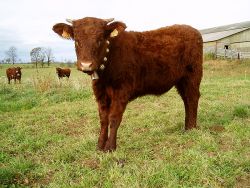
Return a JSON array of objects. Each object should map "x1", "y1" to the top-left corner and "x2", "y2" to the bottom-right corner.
[
  {"x1": 217, "y1": 29, "x2": 250, "y2": 52},
  {"x1": 203, "y1": 28, "x2": 250, "y2": 58},
  {"x1": 231, "y1": 42, "x2": 250, "y2": 52},
  {"x1": 203, "y1": 41, "x2": 216, "y2": 54}
]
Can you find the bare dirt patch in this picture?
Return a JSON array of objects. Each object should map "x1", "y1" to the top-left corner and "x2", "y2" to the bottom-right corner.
[
  {"x1": 209, "y1": 125, "x2": 225, "y2": 133},
  {"x1": 235, "y1": 174, "x2": 250, "y2": 188}
]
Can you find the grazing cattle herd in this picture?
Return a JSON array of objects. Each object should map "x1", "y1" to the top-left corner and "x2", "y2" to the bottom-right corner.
[
  {"x1": 5, "y1": 67, "x2": 71, "y2": 84},
  {"x1": 53, "y1": 17, "x2": 203, "y2": 151}
]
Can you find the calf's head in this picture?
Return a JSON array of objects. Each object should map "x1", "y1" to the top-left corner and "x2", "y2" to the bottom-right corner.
[
  {"x1": 56, "y1": 67, "x2": 61, "y2": 73},
  {"x1": 16, "y1": 67, "x2": 22, "y2": 76},
  {"x1": 53, "y1": 17, "x2": 126, "y2": 78}
]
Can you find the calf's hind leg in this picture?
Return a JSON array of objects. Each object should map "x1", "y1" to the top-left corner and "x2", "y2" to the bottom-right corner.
[{"x1": 176, "y1": 77, "x2": 201, "y2": 130}]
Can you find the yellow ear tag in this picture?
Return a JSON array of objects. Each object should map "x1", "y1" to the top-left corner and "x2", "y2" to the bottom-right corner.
[
  {"x1": 110, "y1": 29, "x2": 119, "y2": 38},
  {"x1": 62, "y1": 30, "x2": 71, "y2": 39}
]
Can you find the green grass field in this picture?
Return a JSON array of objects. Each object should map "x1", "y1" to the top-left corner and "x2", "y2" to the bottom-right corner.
[{"x1": 0, "y1": 60, "x2": 250, "y2": 187}]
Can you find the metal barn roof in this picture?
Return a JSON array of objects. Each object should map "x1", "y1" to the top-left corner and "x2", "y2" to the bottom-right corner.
[{"x1": 200, "y1": 21, "x2": 250, "y2": 42}]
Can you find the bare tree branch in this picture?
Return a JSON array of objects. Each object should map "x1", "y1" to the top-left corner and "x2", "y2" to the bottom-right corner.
[
  {"x1": 44, "y1": 47, "x2": 54, "y2": 66},
  {"x1": 30, "y1": 47, "x2": 45, "y2": 68},
  {"x1": 5, "y1": 46, "x2": 18, "y2": 64}
]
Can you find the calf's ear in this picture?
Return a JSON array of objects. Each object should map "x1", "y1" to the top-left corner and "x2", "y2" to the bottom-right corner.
[
  {"x1": 52, "y1": 23, "x2": 74, "y2": 40},
  {"x1": 105, "y1": 21, "x2": 127, "y2": 38}
]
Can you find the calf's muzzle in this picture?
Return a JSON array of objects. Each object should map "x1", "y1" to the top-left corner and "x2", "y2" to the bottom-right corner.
[
  {"x1": 78, "y1": 61, "x2": 99, "y2": 80},
  {"x1": 78, "y1": 62, "x2": 93, "y2": 72}
]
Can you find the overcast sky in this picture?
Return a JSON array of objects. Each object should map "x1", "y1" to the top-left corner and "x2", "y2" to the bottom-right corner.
[{"x1": 0, "y1": 0, "x2": 250, "y2": 62}]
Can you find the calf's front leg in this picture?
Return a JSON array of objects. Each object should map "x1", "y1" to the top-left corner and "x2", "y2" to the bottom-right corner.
[
  {"x1": 97, "y1": 101, "x2": 110, "y2": 151},
  {"x1": 104, "y1": 100, "x2": 127, "y2": 152}
]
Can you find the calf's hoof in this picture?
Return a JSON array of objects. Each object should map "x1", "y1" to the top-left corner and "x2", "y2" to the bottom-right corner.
[
  {"x1": 185, "y1": 125, "x2": 197, "y2": 130},
  {"x1": 104, "y1": 141, "x2": 116, "y2": 152}
]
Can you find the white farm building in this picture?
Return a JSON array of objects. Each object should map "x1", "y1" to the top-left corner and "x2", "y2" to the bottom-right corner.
[{"x1": 200, "y1": 21, "x2": 250, "y2": 59}]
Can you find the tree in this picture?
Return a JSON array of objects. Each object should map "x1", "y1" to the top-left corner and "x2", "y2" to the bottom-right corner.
[
  {"x1": 44, "y1": 48, "x2": 54, "y2": 66},
  {"x1": 30, "y1": 47, "x2": 45, "y2": 68},
  {"x1": 4, "y1": 58, "x2": 11, "y2": 64},
  {"x1": 5, "y1": 46, "x2": 18, "y2": 64},
  {"x1": 40, "y1": 52, "x2": 45, "y2": 68}
]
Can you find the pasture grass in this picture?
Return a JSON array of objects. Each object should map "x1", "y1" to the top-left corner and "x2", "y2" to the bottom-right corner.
[{"x1": 0, "y1": 60, "x2": 250, "y2": 187}]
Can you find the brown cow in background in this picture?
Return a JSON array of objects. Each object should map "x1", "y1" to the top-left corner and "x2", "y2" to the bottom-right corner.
[
  {"x1": 6, "y1": 67, "x2": 22, "y2": 84},
  {"x1": 53, "y1": 17, "x2": 203, "y2": 152},
  {"x1": 56, "y1": 67, "x2": 71, "y2": 79}
]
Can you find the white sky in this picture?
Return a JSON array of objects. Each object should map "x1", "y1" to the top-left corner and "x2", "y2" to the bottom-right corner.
[{"x1": 0, "y1": 0, "x2": 250, "y2": 62}]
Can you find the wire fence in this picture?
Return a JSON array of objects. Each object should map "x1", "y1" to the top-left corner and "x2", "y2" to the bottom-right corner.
[{"x1": 216, "y1": 49, "x2": 250, "y2": 59}]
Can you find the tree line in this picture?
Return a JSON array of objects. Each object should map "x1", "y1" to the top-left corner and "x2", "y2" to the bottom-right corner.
[{"x1": 1, "y1": 46, "x2": 54, "y2": 68}]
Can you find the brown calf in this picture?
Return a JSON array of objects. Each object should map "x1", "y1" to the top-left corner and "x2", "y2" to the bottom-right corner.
[
  {"x1": 56, "y1": 67, "x2": 71, "y2": 79},
  {"x1": 6, "y1": 67, "x2": 22, "y2": 84},
  {"x1": 53, "y1": 17, "x2": 203, "y2": 152}
]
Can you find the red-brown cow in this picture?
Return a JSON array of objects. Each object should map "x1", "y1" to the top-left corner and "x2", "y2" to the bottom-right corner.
[
  {"x1": 53, "y1": 17, "x2": 203, "y2": 152},
  {"x1": 6, "y1": 67, "x2": 22, "y2": 84},
  {"x1": 56, "y1": 67, "x2": 71, "y2": 79}
]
